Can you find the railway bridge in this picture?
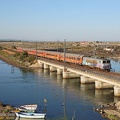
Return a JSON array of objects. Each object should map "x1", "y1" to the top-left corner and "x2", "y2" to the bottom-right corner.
[{"x1": 37, "y1": 57, "x2": 120, "y2": 97}]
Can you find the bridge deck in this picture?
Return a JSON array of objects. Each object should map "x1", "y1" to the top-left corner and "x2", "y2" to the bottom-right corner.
[{"x1": 38, "y1": 57, "x2": 120, "y2": 87}]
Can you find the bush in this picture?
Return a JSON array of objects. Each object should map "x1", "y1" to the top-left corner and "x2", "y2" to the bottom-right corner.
[
  {"x1": 22, "y1": 51, "x2": 28, "y2": 57},
  {"x1": 19, "y1": 54, "x2": 25, "y2": 61},
  {"x1": 3, "y1": 109, "x2": 9, "y2": 113},
  {"x1": 27, "y1": 56, "x2": 36, "y2": 62},
  {"x1": 14, "y1": 52, "x2": 21, "y2": 57},
  {"x1": 0, "y1": 46, "x2": 3, "y2": 50},
  {"x1": 108, "y1": 114, "x2": 119, "y2": 120},
  {"x1": 11, "y1": 45, "x2": 16, "y2": 49}
]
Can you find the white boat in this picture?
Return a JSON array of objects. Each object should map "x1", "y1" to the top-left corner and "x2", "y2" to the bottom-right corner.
[
  {"x1": 18, "y1": 104, "x2": 37, "y2": 112},
  {"x1": 15, "y1": 117, "x2": 45, "y2": 120},
  {"x1": 15, "y1": 112, "x2": 46, "y2": 119}
]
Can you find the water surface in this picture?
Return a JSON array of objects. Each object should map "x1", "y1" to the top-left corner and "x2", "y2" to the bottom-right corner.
[{"x1": 0, "y1": 60, "x2": 119, "y2": 120}]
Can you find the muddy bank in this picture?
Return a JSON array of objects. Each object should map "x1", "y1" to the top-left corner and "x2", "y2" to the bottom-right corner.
[{"x1": 94, "y1": 101, "x2": 120, "y2": 120}]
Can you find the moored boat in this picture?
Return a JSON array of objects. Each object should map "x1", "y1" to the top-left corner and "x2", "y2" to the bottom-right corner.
[
  {"x1": 17, "y1": 104, "x2": 37, "y2": 112},
  {"x1": 15, "y1": 117, "x2": 45, "y2": 120},
  {"x1": 15, "y1": 112, "x2": 46, "y2": 119}
]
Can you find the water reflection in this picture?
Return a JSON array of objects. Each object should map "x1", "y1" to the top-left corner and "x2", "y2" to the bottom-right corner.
[
  {"x1": 1, "y1": 59, "x2": 118, "y2": 120},
  {"x1": 35, "y1": 68, "x2": 115, "y2": 105},
  {"x1": 111, "y1": 59, "x2": 120, "y2": 72}
]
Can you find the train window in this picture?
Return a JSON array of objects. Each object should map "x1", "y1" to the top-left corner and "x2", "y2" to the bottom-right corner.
[
  {"x1": 107, "y1": 60, "x2": 110, "y2": 63},
  {"x1": 103, "y1": 61, "x2": 106, "y2": 63}
]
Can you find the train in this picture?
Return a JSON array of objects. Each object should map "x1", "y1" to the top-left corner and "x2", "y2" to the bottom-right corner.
[{"x1": 16, "y1": 48, "x2": 111, "y2": 71}]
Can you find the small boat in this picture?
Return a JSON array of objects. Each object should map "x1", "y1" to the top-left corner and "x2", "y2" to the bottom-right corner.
[
  {"x1": 15, "y1": 117, "x2": 45, "y2": 120},
  {"x1": 17, "y1": 104, "x2": 37, "y2": 112},
  {"x1": 15, "y1": 112, "x2": 46, "y2": 119}
]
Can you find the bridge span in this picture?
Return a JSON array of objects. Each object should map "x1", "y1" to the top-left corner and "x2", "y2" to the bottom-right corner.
[{"x1": 37, "y1": 57, "x2": 120, "y2": 97}]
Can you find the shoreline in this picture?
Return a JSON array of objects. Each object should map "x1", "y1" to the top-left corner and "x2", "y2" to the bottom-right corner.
[
  {"x1": 94, "y1": 101, "x2": 120, "y2": 120},
  {"x1": 0, "y1": 101, "x2": 16, "y2": 119},
  {"x1": 0, "y1": 55, "x2": 24, "y2": 68},
  {"x1": 0, "y1": 54, "x2": 41, "y2": 69}
]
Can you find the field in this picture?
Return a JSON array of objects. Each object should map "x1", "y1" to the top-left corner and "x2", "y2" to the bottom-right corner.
[{"x1": 0, "y1": 41, "x2": 120, "y2": 60}]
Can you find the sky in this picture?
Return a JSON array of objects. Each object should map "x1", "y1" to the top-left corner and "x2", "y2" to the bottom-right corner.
[{"x1": 0, "y1": 0, "x2": 120, "y2": 42}]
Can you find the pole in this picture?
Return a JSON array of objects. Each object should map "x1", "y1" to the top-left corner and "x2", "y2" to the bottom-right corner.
[
  {"x1": 57, "y1": 40, "x2": 59, "y2": 52},
  {"x1": 36, "y1": 41, "x2": 37, "y2": 60},
  {"x1": 64, "y1": 39, "x2": 66, "y2": 71},
  {"x1": 22, "y1": 41, "x2": 23, "y2": 51},
  {"x1": 94, "y1": 41, "x2": 96, "y2": 56}
]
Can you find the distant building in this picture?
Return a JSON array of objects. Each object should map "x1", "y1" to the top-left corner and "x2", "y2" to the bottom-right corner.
[
  {"x1": 80, "y1": 41, "x2": 89, "y2": 46},
  {"x1": 103, "y1": 48, "x2": 114, "y2": 52}
]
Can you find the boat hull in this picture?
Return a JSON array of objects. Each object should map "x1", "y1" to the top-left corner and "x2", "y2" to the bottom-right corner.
[
  {"x1": 15, "y1": 112, "x2": 46, "y2": 119},
  {"x1": 17, "y1": 104, "x2": 37, "y2": 112}
]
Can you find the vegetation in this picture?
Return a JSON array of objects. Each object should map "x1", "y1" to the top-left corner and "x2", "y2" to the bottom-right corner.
[
  {"x1": 0, "y1": 101, "x2": 14, "y2": 113},
  {"x1": 0, "y1": 46, "x2": 3, "y2": 50},
  {"x1": 0, "y1": 41, "x2": 120, "y2": 68},
  {"x1": 13, "y1": 50, "x2": 36, "y2": 67},
  {"x1": 11, "y1": 45, "x2": 16, "y2": 49},
  {"x1": 0, "y1": 48, "x2": 36, "y2": 68},
  {"x1": 107, "y1": 114, "x2": 119, "y2": 120}
]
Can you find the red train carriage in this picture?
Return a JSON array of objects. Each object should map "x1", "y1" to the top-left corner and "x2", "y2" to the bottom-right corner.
[
  {"x1": 16, "y1": 48, "x2": 111, "y2": 71},
  {"x1": 59, "y1": 52, "x2": 83, "y2": 65}
]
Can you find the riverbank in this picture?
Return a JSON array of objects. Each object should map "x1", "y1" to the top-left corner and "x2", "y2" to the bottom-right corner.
[
  {"x1": 0, "y1": 54, "x2": 40, "y2": 69},
  {"x1": 94, "y1": 101, "x2": 120, "y2": 120},
  {"x1": 0, "y1": 49, "x2": 39, "y2": 69},
  {"x1": 0, "y1": 101, "x2": 16, "y2": 119},
  {"x1": 0, "y1": 54, "x2": 23, "y2": 68}
]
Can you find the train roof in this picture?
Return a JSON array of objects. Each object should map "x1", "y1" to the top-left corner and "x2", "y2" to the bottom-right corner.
[
  {"x1": 83, "y1": 56, "x2": 110, "y2": 61},
  {"x1": 20, "y1": 48, "x2": 109, "y2": 60},
  {"x1": 37, "y1": 50, "x2": 84, "y2": 57}
]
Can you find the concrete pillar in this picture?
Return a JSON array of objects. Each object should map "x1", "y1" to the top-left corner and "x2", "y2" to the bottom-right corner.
[
  {"x1": 37, "y1": 60, "x2": 43, "y2": 68},
  {"x1": 44, "y1": 64, "x2": 49, "y2": 69},
  {"x1": 63, "y1": 71, "x2": 80, "y2": 79},
  {"x1": 95, "y1": 81, "x2": 113, "y2": 89},
  {"x1": 50, "y1": 66, "x2": 57, "y2": 72},
  {"x1": 80, "y1": 76, "x2": 95, "y2": 84},
  {"x1": 57, "y1": 68, "x2": 62, "y2": 75},
  {"x1": 114, "y1": 86, "x2": 120, "y2": 97}
]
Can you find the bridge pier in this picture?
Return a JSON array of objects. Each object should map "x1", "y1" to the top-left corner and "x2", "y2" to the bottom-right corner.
[
  {"x1": 114, "y1": 86, "x2": 120, "y2": 97},
  {"x1": 95, "y1": 81, "x2": 113, "y2": 89},
  {"x1": 50, "y1": 66, "x2": 57, "y2": 72},
  {"x1": 80, "y1": 76, "x2": 95, "y2": 84},
  {"x1": 57, "y1": 68, "x2": 62, "y2": 75},
  {"x1": 44, "y1": 64, "x2": 49, "y2": 69},
  {"x1": 37, "y1": 61, "x2": 43, "y2": 68},
  {"x1": 63, "y1": 71, "x2": 80, "y2": 79},
  {"x1": 37, "y1": 59, "x2": 120, "y2": 96}
]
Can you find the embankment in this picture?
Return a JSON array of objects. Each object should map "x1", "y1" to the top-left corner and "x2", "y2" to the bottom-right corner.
[{"x1": 0, "y1": 55, "x2": 24, "y2": 68}]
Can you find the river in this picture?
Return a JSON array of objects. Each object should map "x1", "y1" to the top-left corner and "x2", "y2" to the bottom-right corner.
[
  {"x1": 0, "y1": 60, "x2": 120, "y2": 120},
  {"x1": 111, "y1": 59, "x2": 120, "y2": 72}
]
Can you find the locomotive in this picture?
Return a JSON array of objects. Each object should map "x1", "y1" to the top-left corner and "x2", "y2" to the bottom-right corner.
[{"x1": 16, "y1": 48, "x2": 111, "y2": 71}]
